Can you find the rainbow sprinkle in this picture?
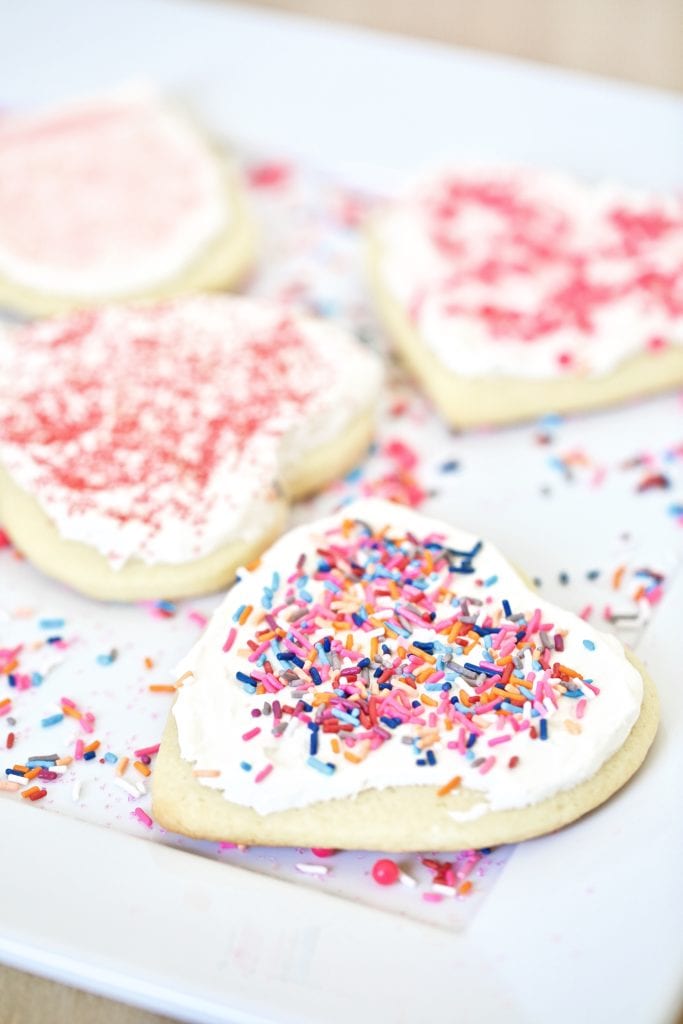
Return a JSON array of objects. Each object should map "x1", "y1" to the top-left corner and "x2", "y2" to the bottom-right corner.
[{"x1": 225, "y1": 514, "x2": 600, "y2": 784}]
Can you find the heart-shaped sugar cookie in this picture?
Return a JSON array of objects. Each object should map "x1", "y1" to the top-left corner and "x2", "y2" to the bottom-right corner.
[
  {"x1": 153, "y1": 499, "x2": 657, "y2": 851},
  {"x1": 0, "y1": 296, "x2": 382, "y2": 599}
]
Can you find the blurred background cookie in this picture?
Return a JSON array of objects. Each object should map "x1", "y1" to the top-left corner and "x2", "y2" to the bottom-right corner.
[{"x1": 0, "y1": 86, "x2": 256, "y2": 315}]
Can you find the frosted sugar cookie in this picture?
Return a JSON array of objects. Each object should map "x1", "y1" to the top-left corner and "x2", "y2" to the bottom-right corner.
[
  {"x1": 0, "y1": 87, "x2": 255, "y2": 315},
  {"x1": 153, "y1": 499, "x2": 658, "y2": 851},
  {"x1": 0, "y1": 297, "x2": 382, "y2": 600},
  {"x1": 368, "y1": 167, "x2": 683, "y2": 427}
]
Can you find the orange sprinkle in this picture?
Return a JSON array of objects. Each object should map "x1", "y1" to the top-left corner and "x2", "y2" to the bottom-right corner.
[
  {"x1": 238, "y1": 605, "x2": 253, "y2": 625},
  {"x1": 134, "y1": 760, "x2": 151, "y2": 777},
  {"x1": 564, "y1": 720, "x2": 582, "y2": 735},
  {"x1": 244, "y1": 556, "x2": 262, "y2": 571},
  {"x1": 612, "y1": 564, "x2": 626, "y2": 590},
  {"x1": 370, "y1": 636, "x2": 379, "y2": 659},
  {"x1": 437, "y1": 774, "x2": 462, "y2": 797},
  {"x1": 21, "y1": 785, "x2": 40, "y2": 799},
  {"x1": 344, "y1": 751, "x2": 362, "y2": 764},
  {"x1": 2, "y1": 659, "x2": 18, "y2": 675},
  {"x1": 421, "y1": 695, "x2": 438, "y2": 707},
  {"x1": 149, "y1": 684, "x2": 177, "y2": 693},
  {"x1": 192, "y1": 769, "x2": 221, "y2": 778},
  {"x1": 13, "y1": 764, "x2": 28, "y2": 773},
  {"x1": 61, "y1": 705, "x2": 82, "y2": 719},
  {"x1": 144, "y1": 657, "x2": 154, "y2": 669},
  {"x1": 458, "y1": 881, "x2": 473, "y2": 896},
  {"x1": 83, "y1": 740, "x2": 100, "y2": 754},
  {"x1": 116, "y1": 756, "x2": 129, "y2": 776},
  {"x1": 56, "y1": 756, "x2": 73, "y2": 766},
  {"x1": 330, "y1": 738, "x2": 340, "y2": 754},
  {"x1": 24, "y1": 767, "x2": 41, "y2": 781},
  {"x1": 409, "y1": 645, "x2": 435, "y2": 663},
  {"x1": 345, "y1": 633, "x2": 354, "y2": 650},
  {"x1": 0, "y1": 698, "x2": 11, "y2": 710}
]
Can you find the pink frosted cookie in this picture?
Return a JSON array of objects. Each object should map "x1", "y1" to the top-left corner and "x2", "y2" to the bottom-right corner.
[
  {"x1": 368, "y1": 167, "x2": 683, "y2": 427},
  {"x1": 0, "y1": 296, "x2": 382, "y2": 600},
  {"x1": 153, "y1": 499, "x2": 657, "y2": 850},
  {"x1": 0, "y1": 87, "x2": 255, "y2": 315}
]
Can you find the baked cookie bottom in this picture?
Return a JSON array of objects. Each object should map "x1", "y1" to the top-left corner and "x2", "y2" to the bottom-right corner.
[
  {"x1": 367, "y1": 237, "x2": 683, "y2": 429},
  {"x1": 0, "y1": 161, "x2": 256, "y2": 318},
  {"x1": 0, "y1": 407, "x2": 375, "y2": 602},
  {"x1": 152, "y1": 652, "x2": 658, "y2": 852}
]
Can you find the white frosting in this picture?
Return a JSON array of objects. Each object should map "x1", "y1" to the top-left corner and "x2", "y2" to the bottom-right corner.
[
  {"x1": 0, "y1": 86, "x2": 232, "y2": 296},
  {"x1": 173, "y1": 499, "x2": 643, "y2": 815},
  {"x1": 374, "y1": 166, "x2": 683, "y2": 378},
  {"x1": 0, "y1": 298, "x2": 383, "y2": 567}
]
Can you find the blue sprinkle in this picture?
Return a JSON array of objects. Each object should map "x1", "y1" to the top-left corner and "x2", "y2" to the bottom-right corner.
[
  {"x1": 309, "y1": 732, "x2": 319, "y2": 757},
  {"x1": 307, "y1": 757, "x2": 335, "y2": 776},
  {"x1": 96, "y1": 651, "x2": 116, "y2": 666},
  {"x1": 583, "y1": 639, "x2": 596, "y2": 651},
  {"x1": 484, "y1": 575, "x2": 498, "y2": 587},
  {"x1": 26, "y1": 759, "x2": 57, "y2": 768},
  {"x1": 236, "y1": 671, "x2": 257, "y2": 686},
  {"x1": 41, "y1": 713, "x2": 64, "y2": 727},
  {"x1": 416, "y1": 758, "x2": 426, "y2": 766},
  {"x1": 232, "y1": 604, "x2": 246, "y2": 623},
  {"x1": 46, "y1": 636, "x2": 63, "y2": 645},
  {"x1": 440, "y1": 459, "x2": 460, "y2": 473},
  {"x1": 104, "y1": 752, "x2": 118, "y2": 764},
  {"x1": 539, "y1": 719, "x2": 548, "y2": 741},
  {"x1": 502, "y1": 599, "x2": 512, "y2": 617},
  {"x1": 83, "y1": 750, "x2": 97, "y2": 760},
  {"x1": 310, "y1": 666, "x2": 322, "y2": 686},
  {"x1": 240, "y1": 761, "x2": 252, "y2": 771},
  {"x1": 38, "y1": 618, "x2": 65, "y2": 630},
  {"x1": 426, "y1": 749, "x2": 436, "y2": 766},
  {"x1": 466, "y1": 733, "x2": 478, "y2": 748}
]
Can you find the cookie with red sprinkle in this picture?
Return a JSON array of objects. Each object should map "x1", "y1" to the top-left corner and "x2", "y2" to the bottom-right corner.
[
  {"x1": 367, "y1": 167, "x2": 683, "y2": 427},
  {"x1": 0, "y1": 296, "x2": 382, "y2": 600},
  {"x1": 0, "y1": 86, "x2": 255, "y2": 315}
]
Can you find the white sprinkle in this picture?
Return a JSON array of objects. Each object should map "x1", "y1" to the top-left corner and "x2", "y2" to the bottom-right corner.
[
  {"x1": 12, "y1": 775, "x2": 28, "y2": 787},
  {"x1": 399, "y1": 870, "x2": 417, "y2": 888},
  {"x1": 522, "y1": 700, "x2": 532, "y2": 720},
  {"x1": 432, "y1": 882, "x2": 457, "y2": 896},
  {"x1": 114, "y1": 777, "x2": 141, "y2": 799},
  {"x1": 72, "y1": 780, "x2": 82, "y2": 802},
  {"x1": 543, "y1": 696, "x2": 557, "y2": 716},
  {"x1": 51, "y1": 764, "x2": 68, "y2": 775},
  {"x1": 295, "y1": 863, "x2": 329, "y2": 876}
]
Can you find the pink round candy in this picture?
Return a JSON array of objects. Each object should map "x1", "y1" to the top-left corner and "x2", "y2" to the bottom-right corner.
[
  {"x1": 311, "y1": 848, "x2": 336, "y2": 858},
  {"x1": 371, "y1": 858, "x2": 400, "y2": 886}
]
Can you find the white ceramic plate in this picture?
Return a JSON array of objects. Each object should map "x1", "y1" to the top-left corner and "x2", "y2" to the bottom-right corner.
[{"x1": 1, "y1": 2, "x2": 682, "y2": 1021}]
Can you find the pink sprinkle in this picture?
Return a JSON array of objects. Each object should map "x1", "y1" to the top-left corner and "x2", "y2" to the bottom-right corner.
[
  {"x1": 188, "y1": 610, "x2": 208, "y2": 628},
  {"x1": 219, "y1": 841, "x2": 239, "y2": 850},
  {"x1": 134, "y1": 743, "x2": 160, "y2": 758},
  {"x1": 479, "y1": 756, "x2": 496, "y2": 774},
  {"x1": 223, "y1": 627, "x2": 237, "y2": 652},
  {"x1": 0, "y1": 703, "x2": 12, "y2": 718},
  {"x1": 254, "y1": 763, "x2": 273, "y2": 784},
  {"x1": 487, "y1": 734, "x2": 511, "y2": 747},
  {"x1": 74, "y1": 739, "x2": 84, "y2": 760},
  {"x1": 242, "y1": 727, "x2": 261, "y2": 742},
  {"x1": 133, "y1": 808, "x2": 153, "y2": 829},
  {"x1": 80, "y1": 713, "x2": 95, "y2": 734},
  {"x1": 576, "y1": 699, "x2": 588, "y2": 719},
  {"x1": 60, "y1": 697, "x2": 78, "y2": 709},
  {"x1": 579, "y1": 604, "x2": 593, "y2": 621},
  {"x1": 422, "y1": 892, "x2": 444, "y2": 903}
]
